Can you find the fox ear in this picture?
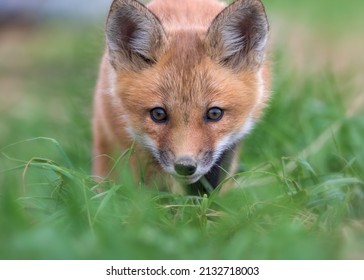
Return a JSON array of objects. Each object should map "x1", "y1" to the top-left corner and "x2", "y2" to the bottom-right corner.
[
  {"x1": 205, "y1": 0, "x2": 269, "y2": 70},
  {"x1": 106, "y1": 0, "x2": 167, "y2": 70}
]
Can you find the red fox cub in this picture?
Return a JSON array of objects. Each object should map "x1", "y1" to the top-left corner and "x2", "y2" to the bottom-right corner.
[{"x1": 93, "y1": 0, "x2": 270, "y2": 194}]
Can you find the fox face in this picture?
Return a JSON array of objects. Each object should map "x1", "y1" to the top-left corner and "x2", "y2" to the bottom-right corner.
[
  {"x1": 113, "y1": 51, "x2": 263, "y2": 184},
  {"x1": 94, "y1": 0, "x2": 270, "y2": 190}
]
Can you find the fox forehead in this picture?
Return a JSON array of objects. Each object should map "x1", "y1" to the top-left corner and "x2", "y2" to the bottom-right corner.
[{"x1": 155, "y1": 31, "x2": 218, "y2": 107}]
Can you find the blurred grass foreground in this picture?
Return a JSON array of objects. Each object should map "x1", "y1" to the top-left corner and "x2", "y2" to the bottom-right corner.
[{"x1": 0, "y1": 0, "x2": 364, "y2": 259}]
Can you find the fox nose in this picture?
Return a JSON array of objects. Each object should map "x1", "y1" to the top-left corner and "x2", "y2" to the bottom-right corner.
[{"x1": 174, "y1": 157, "x2": 197, "y2": 176}]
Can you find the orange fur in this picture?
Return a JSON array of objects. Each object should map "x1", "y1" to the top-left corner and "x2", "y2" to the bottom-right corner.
[{"x1": 93, "y1": 0, "x2": 270, "y2": 194}]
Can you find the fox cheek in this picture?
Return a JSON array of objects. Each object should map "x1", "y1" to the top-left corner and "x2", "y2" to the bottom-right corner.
[
  {"x1": 200, "y1": 151, "x2": 214, "y2": 168},
  {"x1": 157, "y1": 150, "x2": 174, "y2": 173}
]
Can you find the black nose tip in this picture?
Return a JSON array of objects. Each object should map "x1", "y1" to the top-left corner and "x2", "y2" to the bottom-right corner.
[{"x1": 174, "y1": 157, "x2": 197, "y2": 176}]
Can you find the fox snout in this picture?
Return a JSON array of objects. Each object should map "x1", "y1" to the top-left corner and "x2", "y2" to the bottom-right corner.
[
  {"x1": 174, "y1": 157, "x2": 197, "y2": 176},
  {"x1": 158, "y1": 149, "x2": 215, "y2": 183}
]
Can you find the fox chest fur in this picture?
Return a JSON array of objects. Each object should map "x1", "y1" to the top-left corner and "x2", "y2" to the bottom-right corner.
[{"x1": 93, "y1": 0, "x2": 270, "y2": 194}]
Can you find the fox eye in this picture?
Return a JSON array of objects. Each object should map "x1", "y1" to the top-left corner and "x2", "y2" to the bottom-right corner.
[
  {"x1": 206, "y1": 107, "x2": 224, "y2": 122},
  {"x1": 150, "y1": 107, "x2": 168, "y2": 123}
]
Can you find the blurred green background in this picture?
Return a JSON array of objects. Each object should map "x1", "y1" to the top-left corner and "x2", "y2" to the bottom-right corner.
[{"x1": 0, "y1": 0, "x2": 363, "y2": 259}]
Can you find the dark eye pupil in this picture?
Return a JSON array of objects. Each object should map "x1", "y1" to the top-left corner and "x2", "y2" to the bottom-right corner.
[
  {"x1": 150, "y1": 108, "x2": 167, "y2": 123},
  {"x1": 207, "y1": 107, "x2": 223, "y2": 121}
]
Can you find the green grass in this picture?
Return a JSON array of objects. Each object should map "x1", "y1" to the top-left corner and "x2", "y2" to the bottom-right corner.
[{"x1": 0, "y1": 1, "x2": 364, "y2": 259}]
